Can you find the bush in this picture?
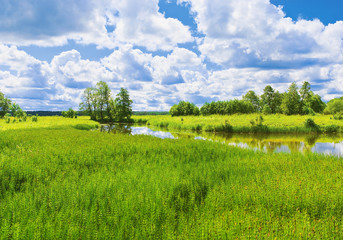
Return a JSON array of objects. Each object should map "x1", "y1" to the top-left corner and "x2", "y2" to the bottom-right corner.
[
  {"x1": 324, "y1": 125, "x2": 340, "y2": 133},
  {"x1": 32, "y1": 115, "x2": 38, "y2": 122},
  {"x1": 170, "y1": 101, "x2": 200, "y2": 117},
  {"x1": 304, "y1": 118, "x2": 319, "y2": 130},
  {"x1": 73, "y1": 124, "x2": 98, "y2": 131},
  {"x1": 262, "y1": 104, "x2": 272, "y2": 115}
]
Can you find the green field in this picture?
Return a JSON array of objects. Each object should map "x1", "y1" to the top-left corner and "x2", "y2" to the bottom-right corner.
[
  {"x1": 133, "y1": 114, "x2": 343, "y2": 133},
  {"x1": 1, "y1": 117, "x2": 343, "y2": 238}
]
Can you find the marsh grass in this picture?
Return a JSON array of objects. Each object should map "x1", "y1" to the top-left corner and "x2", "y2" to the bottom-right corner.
[
  {"x1": 0, "y1": 117, "x2": 343, "y2": 238},
  {"x1": 133, "y1": 114, "x2": 343, "y2": 133}
]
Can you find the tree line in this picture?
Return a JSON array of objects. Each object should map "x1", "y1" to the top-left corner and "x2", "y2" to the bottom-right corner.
[
  {"x1": 79, "y1": 81, "x2": 133, "y2": 122},
  {"x1": 0, "y1": 91, "x2": 29, "y2": 121},
  {"x1": 170, "y1": 82, "x2": 342, "y2": 116}
]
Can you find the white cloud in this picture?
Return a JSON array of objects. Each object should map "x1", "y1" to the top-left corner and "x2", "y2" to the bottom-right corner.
[
  {"x1": 183, "y1": 0, "x2": 343, "y2": 68},
  {"x1": 1, "y1": 0, "x2": 343, "y2": 110}
]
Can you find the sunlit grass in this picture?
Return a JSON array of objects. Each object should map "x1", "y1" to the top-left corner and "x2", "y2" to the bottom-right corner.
[
  {"x1": 0, "y1": 116, "x2": 99, "y2": 131},
  {"x1": 133, "y1": 114, "x2": 343, "y2": 133},
  {"x1": 0, "y1": 117, "x2": 342, "y2": 238}
]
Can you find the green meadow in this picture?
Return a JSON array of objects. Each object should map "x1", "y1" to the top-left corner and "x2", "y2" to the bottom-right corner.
[
  {"x1": 0, "y1": 117, "x2": 343, "y2": 238},
  {"x1": 133, "y1": 114, "x2": 343, "y2": 133}
]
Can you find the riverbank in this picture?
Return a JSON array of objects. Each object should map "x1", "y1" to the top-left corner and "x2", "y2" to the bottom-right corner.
[
  {"x1": 0, "y1": 119, "x2": 342, "y2": 238},
  {"x1": 133, "y1": 114, "x2": 343, "y2": 133}
]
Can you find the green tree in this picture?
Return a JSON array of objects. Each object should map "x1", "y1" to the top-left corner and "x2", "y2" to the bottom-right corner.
[
  {"x1": 309, "y1": 94, "x2": 326, "y2": 113},
  {"x1": 324, "y1": 97, "x2": 343, "y2": 114},
  {"x1": 62, "y1": 108, "x2": 77, "y2": 118},
  {"x1": 10, "y1": 103, "x2": 21, "y2": 117},
  {"x1": 260, "y1": 86, "x2": 283, "y2": 114},
  {"x1": 243, "y1": 90, "x2": 260, "y2": 112},
  {"x1": 0, "y1": 91, "x2": 11, "y2": 118},
  {"x1": 170, "y1": 101, "x2": 200, "y2": 116},
  {"x1": 79, "y1": 87, "x2": 98, "y2": 120},
  {"x1": 299, "y1": 82, "x2": 326, "y2": 114},
  {"x1": 281, "y1": 82, "x2": 301, "y2": 115},
  {"x1": 114, "y1": 88, "x2": 133, "y2": 122},
  {"x1": 96, "y1": 81, "x2": 112, "y2": 121}
]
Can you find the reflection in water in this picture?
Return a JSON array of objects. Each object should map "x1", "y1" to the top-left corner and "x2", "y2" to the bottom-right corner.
[{"x1": 101, "y1": 125, "x2": 343, "y2": 157}]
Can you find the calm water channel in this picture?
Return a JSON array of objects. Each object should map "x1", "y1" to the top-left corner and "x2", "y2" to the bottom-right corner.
[{"x1": 101, "y1": 124, "x2": 343, "y2": 157}]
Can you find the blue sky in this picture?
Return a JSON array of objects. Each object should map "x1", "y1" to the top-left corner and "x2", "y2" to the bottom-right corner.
[{"x1": 0, "y1": 0, "x2": 343, "y2": 110}]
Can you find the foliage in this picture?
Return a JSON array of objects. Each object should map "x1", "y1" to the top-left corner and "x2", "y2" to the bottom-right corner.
[
  {"x1": 243, "y1": 90, "x2": 260, "y2": 112},
  {"x1": 114, "y1": 88, "x2": 133, "y2": 122},
  {"x1": 324, "y1": 97, "x2": 343, "y2": 114},
  {"x1": 133, "y1": 114, "x2": 343, "y2": 133},
  {"x1": 170, "y1": 101, "x2": 200, "y2": 116},
  {"x1": 281, "y1": 82, "x2": 302, "y2": 115},
  {"x1": 260, "y1": 85, "x2": 283, "y2": 114},
  {"x1": 262, "y1": 104, "x2": 272, "y2": 115},
  {"x1": 200, "y1": 100, "x2": 255, "y2": 115},
  {"x1": 32, "y1": 115, "x2": 38, "y2": 122},
  {"x1": 304, "y1": 118, "x2": 319, "y2": 130},
  {"x1": 0, "y1": 91, "x2": 11, "y2": 118},
  {"x1": 0, "y1": 121, "x2": 342, "y2": 238},
  {"x1": 62, "y1": 108, "x2": 77, "y2": 118},
  {"x1": 80, "y1": 83, "x2": 133, "y2": 123}
]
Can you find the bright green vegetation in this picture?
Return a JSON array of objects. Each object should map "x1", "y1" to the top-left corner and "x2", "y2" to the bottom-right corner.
[
  {"x1": 133, "y1": 114, "x2": 343, "y2": 133},
  {"x1": 0, "y1": 117, "x2": 343, "y2": 239},
  {"x1": 0, "y1": 116, "x2": 98, "y2": 131},
  {"x1": 79, "y1": 81, "x2": 133, "y2": 122}
]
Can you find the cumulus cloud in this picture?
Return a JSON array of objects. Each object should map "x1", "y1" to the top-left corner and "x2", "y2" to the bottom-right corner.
[
  {"x1": 0, "y1": 0, "x2": 193, "y2": 51},
  {"x1": 183, "y1": 0, "x2": 343, "y2": 68},
  {"x1": 1, "y1": 0, "x2": 343, "y2": 110}
]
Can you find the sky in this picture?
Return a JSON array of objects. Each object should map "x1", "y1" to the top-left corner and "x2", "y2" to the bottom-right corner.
[{"x1": 0, "y1": 0, "x2": 343, "y2": 111}]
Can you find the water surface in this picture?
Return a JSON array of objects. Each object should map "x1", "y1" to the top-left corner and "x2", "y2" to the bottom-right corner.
[{"x1": 101, "y1": 124, "x2": 343, "y2": 157}]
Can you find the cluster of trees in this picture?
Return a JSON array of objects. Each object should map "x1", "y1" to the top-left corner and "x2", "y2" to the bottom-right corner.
[
  {"x1": 324, "y1": 97, "x2": 343, "y2": 114},
  {"x1": 0, "y1": 91, "x2": 28, "y2": 121},
  {"x1": 0, "y1": 91, "x2": 11, "y2": 118},
  {"x1": 169, "y1": 101, "x2": 200, "y2": 116},
  {"x1": 170, "y1": 82, "x2": 330, "y2": 116},
  {"x1": 243, "y1": 82, "x2": 326, "y2": 115},
  {"x1": 62, "y1": 108, "x2": 77, "y2": 118},
  {"x1": 200, "y1": 99, "x2": 255, "y2": 115},
  {"x1": 79, "y1": 81, "x2": 133, "y2": 122}
]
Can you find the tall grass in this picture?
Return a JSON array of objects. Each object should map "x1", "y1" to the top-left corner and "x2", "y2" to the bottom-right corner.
[
  {"x1": 0, "y1": 120, "x2": 343, "y2": 238},
  {"x1": 133, "y1": 114, "x2": 343, "y2": 133},
  {"x1": 0, "y1": 116, "x2": 99, "y2": 131}
]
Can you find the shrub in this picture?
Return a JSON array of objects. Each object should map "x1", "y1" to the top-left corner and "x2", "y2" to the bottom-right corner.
[
  {"x1": 304, "y1": 118, "x2": 319, "y2": 130},
  {"x1": 73, "y1": 124, "x2": 97, "y2": 131},
  {"x1": 262, "y1": 104, "x2": 272, "y2": 115},
  {"x1": 32, "y1": 115, "x2": 38, "y2": 122},
  {"x1": 324, "y1": 125, "x2": 340, "y2": 133}
]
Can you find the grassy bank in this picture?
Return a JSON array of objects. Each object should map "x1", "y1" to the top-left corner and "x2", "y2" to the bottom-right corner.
[
  {"x1": 133, "y1": 114, "x2": 343, "y2": 133},
  {"x1": 0, "y1": 117, "x2": 343, "y2": 238},
  {"x1": 0, "y1": 116, "x2": 99, "y2": 131}
]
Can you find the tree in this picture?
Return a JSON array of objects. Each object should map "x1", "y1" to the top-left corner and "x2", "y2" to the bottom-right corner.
[
  {"x1": 298, "y1": 82, "x2": 326, "y2": 114},
  {"x1": 243, "y1": 90, "x2": 260, "y2": 112},
  {"x1": 0, "y1": 91, "x2": 11, "y2": 118},
  {"x1": 170, "y1": 101, "x2": 200, "y2": 116},
  {"x1": 260, "y1": 86, "x2": 283, "y2": 114},
  {"x1": 96, "y1": 81, "x2": 112, "y2": 121},
  {"x1": 79, "y1": 87, "x2": 98, "y2": 120},
  {"x1": 324, "y1": 97, "x2": 343, "y2": 114},
  {"x1": 281, "y1": 82, "x2": 301, "y2": 115},
  {"x1": 10, "y1": 103, "x2": 21, "y2": 117},
  {"x1": 114, "y1": 88, "x2": 133, "y2": 122},
  {"x1": 309, "y1": 94, "x2": 326, "y2": 113},
  {"x1": 62, "y1": 108, "x2": 77, "y2": 118}
]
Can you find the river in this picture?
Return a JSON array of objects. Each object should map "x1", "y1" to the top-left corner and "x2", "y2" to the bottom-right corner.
[{"x1": 101, "y1": 124, "x2": 343, "y2": 157}]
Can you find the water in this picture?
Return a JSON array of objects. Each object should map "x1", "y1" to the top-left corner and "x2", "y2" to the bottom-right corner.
[{"x1": 101, "y1": 124, "x2": 343, "y2": 157}]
